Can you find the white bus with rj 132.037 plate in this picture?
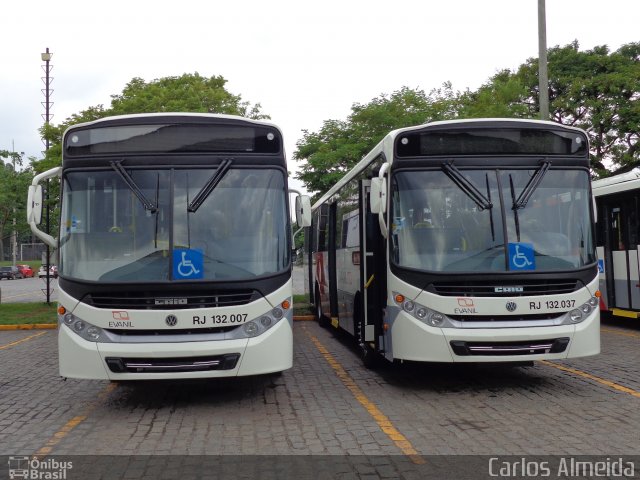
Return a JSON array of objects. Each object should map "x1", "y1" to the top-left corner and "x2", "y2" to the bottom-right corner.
[
  {"x1": 27, "y1": 113, "x2": 311, "y2": 380},
  {"x1": 304, "y1": 118, "x2": 600, "y2": 367}
]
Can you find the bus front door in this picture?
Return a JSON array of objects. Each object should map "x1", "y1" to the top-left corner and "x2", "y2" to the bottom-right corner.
[{"x1": 359, "y1": 180, "x2": 385, "y2": 361}]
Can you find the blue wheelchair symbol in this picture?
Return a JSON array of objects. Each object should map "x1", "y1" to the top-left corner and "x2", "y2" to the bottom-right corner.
[
  {"x1": 598, "y1": 259, "x2": 605, "y2": 274},
  {"x1": 173, "y1": 249, "x2": 203, "y2": 279},
  {"x1": 508, "y1": 243, "x2": 535, "y2": 271}
]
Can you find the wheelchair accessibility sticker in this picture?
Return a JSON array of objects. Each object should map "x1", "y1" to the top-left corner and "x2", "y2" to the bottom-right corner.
[
  {"x1": 173, "y1": 249, "x2": 204, "y2": 279},
  {"x1": 508, "y1": 242, "x2": 535, "y2": 271}
]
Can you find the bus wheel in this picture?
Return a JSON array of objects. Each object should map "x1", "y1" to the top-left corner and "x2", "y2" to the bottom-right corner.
[
  {"x1": 315, "y1": 287, "x2": 328, "y2": 328},
  {"x1": 360, "y1": 342, "x2": 379, "y2": 369}
]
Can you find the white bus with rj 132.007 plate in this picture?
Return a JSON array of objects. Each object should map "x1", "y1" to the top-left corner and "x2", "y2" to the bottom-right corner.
[
  {"x1": 27, "y1": 113, "x2": 311, "y2": 380},
  {"x1": 304, "y1": 118, "x2": 600, "y2": 367}
]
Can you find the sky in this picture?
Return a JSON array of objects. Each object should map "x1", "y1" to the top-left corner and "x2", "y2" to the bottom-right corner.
[{"x1": 1, "y1": 0, "x2": 637, "y2": 194}]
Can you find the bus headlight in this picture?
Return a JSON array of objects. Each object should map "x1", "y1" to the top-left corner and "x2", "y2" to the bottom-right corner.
[
  {"x1": 569, "y1": 309, "x2": 583, "y2": 323},
  {"x1": 227, "y1": 297, "x2": 291, "y2": 340},
  {"x1": 564, "y1": 297, "x2": 598, "y2": 324},
  {"x1": 393, "y1": 292, "x2": 452, "y2": 328},
  {"x1": 427, "y1": 313, "x2": 445, "y2": 327},
  {"x1": 58, "y1": 311, "x2": 105, "y2": 342},
  {"x1": 243, "y1": 321, "x2": 259, "y2": 337}
]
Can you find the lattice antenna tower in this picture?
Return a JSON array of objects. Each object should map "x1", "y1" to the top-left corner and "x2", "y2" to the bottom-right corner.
[{"x1": 41, "y1": 48, "x2": 54, "y2": 153}]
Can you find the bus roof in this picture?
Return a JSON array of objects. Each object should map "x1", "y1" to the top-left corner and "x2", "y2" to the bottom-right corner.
[
  {"x1": 311, "y1": 118, "x2": 588, "y2": 211},
  {"x1": 592, "y1": 169, "x2": 640, "y2": 197},
  {"x1": 64, "y1": 112, "x2": 281, "y2": 133}
]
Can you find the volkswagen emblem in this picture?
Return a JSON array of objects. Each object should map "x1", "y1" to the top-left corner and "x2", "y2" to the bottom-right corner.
[
  {"x1": 506, "y1": 302, "x2": 517, "y2": 312},
  {"x1": 165, "y1": 314, "x2": 178, "y2": 327}
]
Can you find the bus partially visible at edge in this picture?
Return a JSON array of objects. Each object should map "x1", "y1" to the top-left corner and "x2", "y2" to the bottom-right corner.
[
  {"x1": 28, "y1": 113, "x2": 310, "y2": 380},
  {"x1": 303, "y1": 118, "x2": 600, "y2": 366},
  {"x1": 592, "y1": 169, "x2": 640, "y2": 319}
]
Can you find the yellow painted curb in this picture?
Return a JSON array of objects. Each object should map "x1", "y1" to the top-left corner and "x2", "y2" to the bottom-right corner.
[
  {"x1": 293, "y1": 315, "x2": 316, "y2": 321},
  {"x1": 0, "y1": 324, "x2": 57, "y2": 331}
]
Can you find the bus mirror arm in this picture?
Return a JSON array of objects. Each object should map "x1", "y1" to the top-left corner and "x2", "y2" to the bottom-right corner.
[
  {"x1": 26, "y1": 166, "x2": 61, "y2": 249},
  {"x1": 370, "y1": 163, "x2": 389, "y2": 238}
]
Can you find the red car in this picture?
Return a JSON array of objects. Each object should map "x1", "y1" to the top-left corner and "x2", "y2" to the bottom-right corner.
[{"x1": 16, "y1": 264, "x2": 34, "y2": 278}]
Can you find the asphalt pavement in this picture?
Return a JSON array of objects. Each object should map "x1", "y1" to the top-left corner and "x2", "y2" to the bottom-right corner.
[{"x1": 0, "y1": 276, "x2": 57, "y2": 304}]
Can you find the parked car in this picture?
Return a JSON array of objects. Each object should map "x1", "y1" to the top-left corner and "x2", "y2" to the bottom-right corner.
[
  {"x1": 16, "y1": 264, "x2": 34, "y2": 278},
  {"x1": 38, "y1": 265, "x2": 58, "y2": 279},
  {"x1": 0, "y1": 266, "x2": 24, "y2": 280}
]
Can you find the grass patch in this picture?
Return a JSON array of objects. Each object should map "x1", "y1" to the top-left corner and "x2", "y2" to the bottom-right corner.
[
  {"x1": 0, "y1": 303, "x2": 57, "y2": 325},
  {"x1": 293, "y1": 293, "x2": 313, "y2": 316}
]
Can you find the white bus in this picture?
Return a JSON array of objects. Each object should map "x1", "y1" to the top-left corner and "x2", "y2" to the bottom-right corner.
[
  {"x1": 305, "y1": 119, "x2": 600, "y2": 366},
  {"x1": 27, "y1": 113, "x2": 310, "y2": 380},
  {"x1": 592, "y1": 170, "x2": 640, "y2": 319}
]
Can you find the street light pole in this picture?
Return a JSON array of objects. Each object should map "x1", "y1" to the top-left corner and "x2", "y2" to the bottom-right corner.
[
  {"x1": 41, "y1": 48, "x2": 53, "y2": 304},
  {"x1": 538, "y1": 0, "x2": 549, "y2": 120}
]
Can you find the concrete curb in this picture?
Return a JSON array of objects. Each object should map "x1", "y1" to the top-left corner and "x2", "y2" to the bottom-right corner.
[
  {"x1": 0, "y1": 317, "x2": 318, "y2": 331},
  {"x1": 0, "y1": 324, "x2": 57, "y2": 331}
]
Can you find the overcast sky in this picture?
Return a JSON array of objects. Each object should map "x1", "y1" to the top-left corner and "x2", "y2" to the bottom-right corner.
[{"x1": 1, "y1": 0, "x2": 637, "y2": 193}]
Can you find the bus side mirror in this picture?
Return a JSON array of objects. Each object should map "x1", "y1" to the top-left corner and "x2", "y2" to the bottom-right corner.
[
  {"x1": 295, "y1": 195, "x2": 312, "y2": 227},
  {"x1": 27, "y1": 185, "x2": 44, "y2": 225},
  {"x1": 370, "y1": 178, "x2": 387, "y2": 214}
]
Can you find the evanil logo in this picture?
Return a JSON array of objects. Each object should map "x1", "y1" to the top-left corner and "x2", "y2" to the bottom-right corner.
[{"x1": 8, "y1": 457, "x2": 73, "y2": 479}]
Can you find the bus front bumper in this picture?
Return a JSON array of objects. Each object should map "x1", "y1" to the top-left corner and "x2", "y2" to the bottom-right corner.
[
  {"x1": 389, "y1": 309, "x2": 600, "y2": 363},
  {"x1": 58, "y1": 320, "x2": 293, "y2": 380}
]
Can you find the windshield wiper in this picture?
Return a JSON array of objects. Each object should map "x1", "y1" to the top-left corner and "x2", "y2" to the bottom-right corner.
[
  {"x1": 188, "y1": 159, "x2": 233, "y2": 213},
  {"x1": 513, "y1": 160, "x2": 551, "y2": 210},
  {"x1": 110, "y1": 160, "x2": 157, "y2": 213},
  {"x1": 509, "y1": 174, "x2": 521, "y2": 242},
  {"x1": 486, "y1": 173, "x2": 495, "y2": 242},
  {"x1": 442, "y1": 161, "x2": 492, "y2": 211}
]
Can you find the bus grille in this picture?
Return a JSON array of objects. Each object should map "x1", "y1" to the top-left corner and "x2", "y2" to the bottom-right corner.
[
  {"x1": 450, "y1": 338, "x2": 569, "y2": 356},
  {"x1": 105, "y1": 354, "x2": 240, "y2": 373},
  {"x1": 448, "y1": 313, "x2": 559, "y2": 322},
  {"x1": 84, "y1": 290, "x2": 258, "y2": 310},
  {"x1": 430, "y1": 280, "x2": 579, "y2": 297}
]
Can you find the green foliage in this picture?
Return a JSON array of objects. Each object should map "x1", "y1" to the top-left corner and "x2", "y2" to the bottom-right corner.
[
  {"x1": 294, "y1": 85, "x2": 461, "y2": 196},
  {"x1": 109, "y1": 74, "x2": 269, "y2": 119},
  {"x1": 0, "y1": 151, "x2": 33, "y2": 261},
  {"x1": 457, "y1": 70, "x2": 531, "y2": 119},
  {"x1": 0, "y1": 303, "x2": 57, "y2": 325},
  {"x1": 513, "y1": 41, "x2": 640, "y2": 175}
]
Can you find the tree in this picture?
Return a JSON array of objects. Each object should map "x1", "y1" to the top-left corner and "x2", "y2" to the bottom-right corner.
[
  {"x1": 456, "y1": 70, "x2": 531, "y2": 119},
  {"x1": 294, "y1": 85, "x2": 460, "y2": 196},
  {"x1": 33, "y1": 73, "x2": 268, "y2": 174},
  {"x1": 0, "y1": 151, "x2": 33, "y2": 261},
  {"x1": 513, "y1": 41, "x2": 640, "y2": 176},
  {"x1": 295, "y1": 41, "x2": 640, "y2": 194}
]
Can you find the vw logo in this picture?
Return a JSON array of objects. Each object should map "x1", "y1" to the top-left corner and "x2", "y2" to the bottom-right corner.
[
  {"x1": 506, "y1": 302, "x2": 517, "y2": 312},
  {"x1": 165, "y1": 315, "x2": 178, "y2": 327}
]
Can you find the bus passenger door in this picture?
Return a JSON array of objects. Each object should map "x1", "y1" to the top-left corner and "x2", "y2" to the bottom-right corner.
[
  {"x1": 359, "y1": 180, "x2": 385, "y2": 355},
  {"x1": 603, "y1": 195, "x2": 640, "y2": 313}
]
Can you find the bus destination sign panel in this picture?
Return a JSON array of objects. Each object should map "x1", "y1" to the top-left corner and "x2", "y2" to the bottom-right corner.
[
  {"x1": 65, "y1": 124, "x2": 281, "y2": 156},
  {"x1": 396, "y1": 127, "x2": 588, "y2": 158}
]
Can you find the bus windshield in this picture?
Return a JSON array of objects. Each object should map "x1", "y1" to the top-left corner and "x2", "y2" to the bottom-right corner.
[
  {"x1": 60, "y1": 167, "x2": 289, "y2": 282},
  {"x1": 390, "y1": 168, "x2": 596, "y2": 272}
]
